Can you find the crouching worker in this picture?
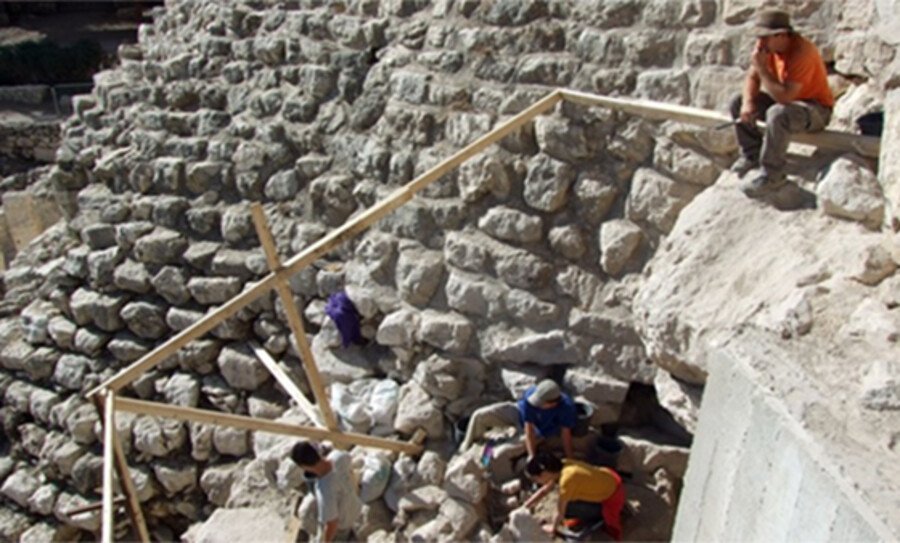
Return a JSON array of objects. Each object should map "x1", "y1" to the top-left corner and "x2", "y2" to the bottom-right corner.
[
  {"x1": 290, "y1": 441, "x2": 362, "y2": 542},
  {"x1": 459, "y1": 379, "x2": 576, "y2": 460},
  {"x1": 524, "y1": 452, "x2": 625, "y2": 541}
]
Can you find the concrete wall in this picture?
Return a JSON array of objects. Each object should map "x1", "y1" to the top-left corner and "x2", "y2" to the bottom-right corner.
[{"x1": 673, "y1": 347, "x2": 894, "y2": 542}]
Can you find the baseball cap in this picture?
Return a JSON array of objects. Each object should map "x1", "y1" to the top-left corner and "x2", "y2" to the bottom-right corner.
[{"x1": 528, "y1": 379, "x2": 562, "y2": 407}]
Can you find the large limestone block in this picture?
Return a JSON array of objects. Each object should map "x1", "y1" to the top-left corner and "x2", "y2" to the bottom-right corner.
[
  {"x1": 478, "y1": 207, "x2": 542, "y2": 244},
  {"x1": 484, "y1": 328, "x2": 580, "y2": 364},
  {"x1": 200, "y1": 463, "x2": 240, "y2": 507},
  {"x1": 310, "y1": 331, "x2": 377, "y2": 385},
  {"x1": 458, "y1": 153, "x2": 511, "y2": 203},
  {"x1": 182, "y1": 507, "x2": 288, "y2": 543},
  {"x1": 817, "y1": 156, "x2": 885, "y2": 230},
  {"x1": 654, "y1": 370, "x2": 703, "y2": 434},
  {"x1": 879, "y1": 89, "x2": 900, "y2": 226},
  {"x1": 418, "y1": 310, "x2": 474, "y2": 354},
  {"x1": 134, "y1": 416, "x2": 187, "y2": 457},
  {"x1": 599, "y1": 219, "x2": 644, "y2": 276},
  {"x1": 1, "y1": 468, "x2": 40, "y2": 508},
  {"x1": 653, "y1": 137, "x2": 722, "y2": 187},
  {"x1": 617, "y1": 429, "x2": 689, "y2": 478},
  {"x1": 153, "y1": 462, "x2": 198, "y2": 494},
  {"x1": 121, "y1": 300, "x2": 169, "y2": 339},
  {"x1": 376, "y1": 309, "x2": 420, "y2": 347},
  {"x1": 635, "y1": 69, "x2": 690, "y2": 105},
  {"x1": 523, "y1": 154, "x2": 575, "y2": 212},
  {"x1": 634, "y1": 183, "x2": 900, "y2": 384},
  {"x1": 396, "y1": 247, "x2": 445, "y2": 307},
  {"x1": 626, "y1": 168, "x2": 703, "y2": 234},
  {"x1": 689, "y1": 66, "x2": 744, "y2": 111},
  {"x1": 445, "y1": 271, "x2": 506, "y2": 318},
  {"x1": 394, "y1": 381, "x2": 444, "y2": 438},
  {"x1": 134, "y1": 227, "x2": 188, "y2": 264},
  {"x1": 564, "y1": 367, "x2": 630, "y2": 405},
  {"x1": 217, "y1": 345, "x2": 270, "y2": 390}
]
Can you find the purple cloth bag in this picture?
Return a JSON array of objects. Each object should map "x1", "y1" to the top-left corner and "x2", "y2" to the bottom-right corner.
[{"x1": 325, "y1": 292, "x2": 363, "y2": 347}]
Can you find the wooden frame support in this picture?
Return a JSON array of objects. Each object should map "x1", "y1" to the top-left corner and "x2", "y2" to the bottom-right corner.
[
  {"x1": 250, "y1": 341, "x2": 324, "y2": 428},
  {"x1": 92, "y1": 391, "x2": 151, "y2": 543},
  {"x1": 101, "y1": 391, "x2": 115, "y2": 543},
  {"x1": 250, "y1": 203, "x2": 339, "y2": 431},
  {"x1": 115, "y1": 397, "x2": 424, "y2": 455},
  {"x1": 559, "y1": 89, "x2": 881, "y2": 158},
  {"x1": 64, "y1": 496, "x2": 126, "y2": 517}
]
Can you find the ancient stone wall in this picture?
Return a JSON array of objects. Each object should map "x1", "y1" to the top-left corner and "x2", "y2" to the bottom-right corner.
[
  {"x1": 0, "y1": 121, "x2": 60, "y2": 164},
  {"x1": 0, "y1": 0, "x2": 894, "y2": 541}
]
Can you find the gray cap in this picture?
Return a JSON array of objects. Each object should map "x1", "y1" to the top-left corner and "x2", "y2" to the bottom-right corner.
[{"x1": 528, "y1": 379, "x2": 562, "y2": 407}]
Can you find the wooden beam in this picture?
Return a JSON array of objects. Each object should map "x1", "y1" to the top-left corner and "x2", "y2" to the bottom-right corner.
[
  {"x1": 411, "y1": 428, "x2": 428, "y2": 447},
  {"x1": 115, "y1": 397, "x2": 423, "y2": 455},
  {"x1": 250, "y1": 204, "x2": 339, "y2": 431},
  {"x1": 101, "y1": 391, "x2": 115, "y2": 543},
  {"x1": 86, "y1": 89, "x2": 562, "y2": 399},
  {"x1": 249, "y1": 341, "x2": 324, "y2": 428},
  {"x1": 91, "y1": 392, "x2": 151, "y2": 543},
  {"x1": 63, "y1": 496, "x2": 126, "y2": 517},
  {"x1": 559, "y1": 88, "x2": 881, "y2": 158},
  {"x1": 111, "y1": 422, "x2": 151, "y2": 543}
]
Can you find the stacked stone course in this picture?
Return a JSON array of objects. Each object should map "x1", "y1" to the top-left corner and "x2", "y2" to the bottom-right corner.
[{"x1": 0, "y1": 0, "x2": 892, "y2": 540}]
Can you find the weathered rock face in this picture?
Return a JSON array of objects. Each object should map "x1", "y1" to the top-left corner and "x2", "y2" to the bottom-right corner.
[
  {"x1": 634, "y1": 175, "x2": 899, "y2": 385},
  {"x1": 0, "y1": 0, "x2": 895, "y2": 540}
]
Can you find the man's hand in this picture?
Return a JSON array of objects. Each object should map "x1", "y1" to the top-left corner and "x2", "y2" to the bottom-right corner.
[
  {"x1": 739, "y1": 101, "x2": 757, "y2": 124},
  {"x1": 541, "y1": 523, "x2": 556, "y2": 535},
  {"x1": 750, "y1": 38, "x2": 768, "y2": 73}
]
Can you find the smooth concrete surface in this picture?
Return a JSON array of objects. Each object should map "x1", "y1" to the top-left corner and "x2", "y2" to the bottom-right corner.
[{"x1": 673, "y1": 334, "x2": 896, "y2": 542}]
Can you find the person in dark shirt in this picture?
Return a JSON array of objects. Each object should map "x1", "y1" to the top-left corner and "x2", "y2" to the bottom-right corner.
[{"x1": 459, "y1": 379, "x2": 577, "y2": 459}]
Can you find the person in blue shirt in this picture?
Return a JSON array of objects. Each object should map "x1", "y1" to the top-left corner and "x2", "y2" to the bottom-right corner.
[{"x1": 460, "y1": 379, "x2": 577, "y2": 460}]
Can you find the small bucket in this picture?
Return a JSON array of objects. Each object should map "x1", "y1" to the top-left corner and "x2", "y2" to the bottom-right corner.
[
  {"x1": 573, "y1": 401, "x2": 594, "y2": 437},
  {"x1": 590, "y1": 435, "x2": 623, "y2": 469}
]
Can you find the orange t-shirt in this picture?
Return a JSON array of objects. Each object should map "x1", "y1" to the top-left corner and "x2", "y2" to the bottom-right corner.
[{"x1": 767, "y1": 34, "x2": 835, "y2": 108}]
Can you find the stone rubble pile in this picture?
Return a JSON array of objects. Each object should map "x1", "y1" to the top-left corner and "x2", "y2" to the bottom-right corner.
[{"x1": 0, "y1": 0, "x2": 893, "y2": 541}]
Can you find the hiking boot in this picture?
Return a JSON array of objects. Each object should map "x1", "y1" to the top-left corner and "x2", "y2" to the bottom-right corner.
[
  {"x1": 730, "y1": 156, "x2": 757, "y2": 177},
  {"x1": 742, "y1": 172, "x2": 787, "y2": 197}
]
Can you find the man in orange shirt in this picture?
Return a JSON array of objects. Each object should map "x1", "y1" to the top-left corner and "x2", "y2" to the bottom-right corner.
[{"x1": 729, "y1": 10, "x2": 834, "y2": 196}]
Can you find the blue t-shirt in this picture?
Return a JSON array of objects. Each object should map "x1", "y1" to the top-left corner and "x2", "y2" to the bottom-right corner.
[{"x1": 517, "y1": 386, "x2": 578, "y2": 438}]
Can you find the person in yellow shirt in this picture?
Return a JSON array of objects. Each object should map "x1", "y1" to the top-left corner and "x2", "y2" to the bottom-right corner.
[{"x1": 524, "y1": 452, "x2": 625, "y2": 541}]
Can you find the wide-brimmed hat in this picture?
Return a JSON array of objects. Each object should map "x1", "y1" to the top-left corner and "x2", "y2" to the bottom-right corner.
[{"x1": 751, "y1": 9, "x2": 793, "y2": 37}]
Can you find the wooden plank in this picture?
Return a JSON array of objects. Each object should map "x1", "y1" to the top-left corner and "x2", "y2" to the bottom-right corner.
[
  {"x1": 87, "y1": 89, "x2": 562, "y2": 398},
  {"x1": 63, "y1": 496, "x2": 126, "y2": 517},
  {"x1": 101, "y1": 391, "x2": 115, "y2": 543},
  {"x1": 250, "y1": 204, "x2": 339, "y2": 431},
  {"x1": 91, "y1": 392, "x2": 151, "y2": 543},
  {"x1": 115, "y1": 397, "x2": 423, "y2": 455},
  {"x1": 559, "y1": 88, "x2": 881, "y2": 158},
  {"x1": 411, "y1": 428, "x2": 428, "y2": 447},
  {"x1": 112, "y1": 422, "x2": 151, "y2": 543},
  {"x1": 249, "y1": 341, "x2": 324, "y2": 428}
]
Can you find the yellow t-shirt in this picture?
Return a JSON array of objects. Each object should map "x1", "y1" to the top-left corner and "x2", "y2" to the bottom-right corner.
[{"x1": 558, "y1": 460, "x2": 619, "y2": 504}]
